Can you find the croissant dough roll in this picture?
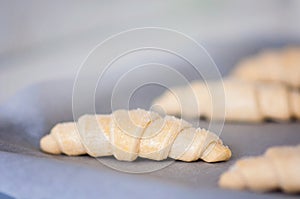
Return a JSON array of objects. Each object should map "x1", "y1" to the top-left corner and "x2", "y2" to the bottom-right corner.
[
  {"x1": 152, "y1": 78, "x2": 300, "y2": 122},
  {"x1": 219, "y1": 145, "x2": 300, "y2": 193},
  {"x1": 232, "y1": 47, "x2": 300, "y2": 88},
  {"x1": 40, "y1": 109, "x2": 231, "y2": 162}
]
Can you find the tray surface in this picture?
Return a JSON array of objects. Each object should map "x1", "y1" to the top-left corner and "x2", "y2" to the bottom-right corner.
[{"x1": 0, "y1": 79, "x2": 299, "y2": 199}]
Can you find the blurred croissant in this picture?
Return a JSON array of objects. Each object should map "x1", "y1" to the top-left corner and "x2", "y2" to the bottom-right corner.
[
  {"x1": 152, "y1": 78, "x2": 300, "y2": 122},
  {"x1": 40, "y1": 109, "x2": 231, "y2": 162},
  {"x1": 232, "y1": 47, "x2": 300, "y2": 88},
  {"x1": 219, "y1": 145, "x2": 300, "y2": 193}
]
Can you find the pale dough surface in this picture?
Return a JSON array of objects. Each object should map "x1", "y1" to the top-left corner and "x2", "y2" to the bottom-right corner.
[
  {"x1": 40, "y1": 109, "x2": 231, "y2": 162},
  {"x1": 232, "y1": 47, "x2": 300, "y2": 88},
  {"x1": 219, "y1": 145, "x2": 300, "y2": 193},
  {"x1": 153, "y1": 78, "x2": 300, "y2": 122}
]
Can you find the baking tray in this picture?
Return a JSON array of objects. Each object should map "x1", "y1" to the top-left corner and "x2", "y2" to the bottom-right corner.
[{"x1": 0, "y1": 78, "x2": 299, "y2": 199}]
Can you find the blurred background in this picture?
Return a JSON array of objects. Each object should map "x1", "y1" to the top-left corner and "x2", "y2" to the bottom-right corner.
[
  {"x1": 1, "y1": 2, "x2": 300, "y2": 198},
  {"x1": 1, "y1": 0, "x2": 300, "y2": 104}
]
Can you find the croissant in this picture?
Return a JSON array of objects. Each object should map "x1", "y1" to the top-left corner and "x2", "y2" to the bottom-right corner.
[
  {"x1": 40, "y1": 109, "x2": 231, "y2": 162},
  {"x1": 219, "y1": 145, "x2": 300, "y2": 194},
  {"x1": 152, "y1": 78, "x2": 300, "y2": 122},
  {"x1": 231, "y1": 47, "x2": 300, "y2": 88}
]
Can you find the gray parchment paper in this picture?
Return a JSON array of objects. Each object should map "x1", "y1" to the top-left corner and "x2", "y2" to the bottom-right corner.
[{"x1": 0, "y1": 78, "x2": 299, "y2": 199}]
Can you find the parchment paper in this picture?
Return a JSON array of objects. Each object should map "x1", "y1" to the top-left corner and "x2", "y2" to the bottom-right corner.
[{"x1": 0, "y1": 78, "x2": 299, "y2": 199}]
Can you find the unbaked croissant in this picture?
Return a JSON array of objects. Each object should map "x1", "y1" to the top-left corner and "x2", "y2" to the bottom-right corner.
[
  {"x1": 232, "y1": 47, "x2": 300, "y2": 88},
  {"x1": 40, "y1": 109, "x2": 231, "y2": 162},
  {"x1": 152, "y1": 78, "x2": 300, "y2": 122},
  {"x1": 219, "y1": 145, "x2": 300, "y2": 193}
]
